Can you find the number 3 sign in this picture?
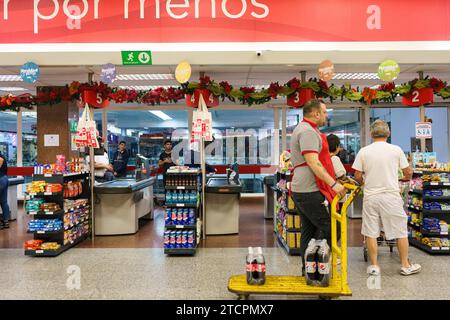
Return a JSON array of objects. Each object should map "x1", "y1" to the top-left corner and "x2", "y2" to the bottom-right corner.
[{"x1": 402, "y1": 88, "x2": 434, "y2": 107}]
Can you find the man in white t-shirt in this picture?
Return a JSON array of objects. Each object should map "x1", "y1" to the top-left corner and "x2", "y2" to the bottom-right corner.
[
  {"x1": 352, "y1": 120, "x2": 421, "y2": 276},
  {"x1": 86, "y1": 137, "x2": 114, "y2": 183}
]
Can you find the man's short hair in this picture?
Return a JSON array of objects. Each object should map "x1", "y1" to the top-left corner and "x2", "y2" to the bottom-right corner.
[
  {"x1": 164, "y1": 140, "x2": 172, "y2": 145},
  {"x1": 119, "y1": 141, "x2": 126, "y2": 145},
  {"x1": 303, "y1": 99, "x2": 324, "y2": 117},
  {"x1": 327, "y1": 134, "x2": 341, "y2": 153},
  {"x1": 371, "y1": 119, "x2": 390, "y2": 138}
]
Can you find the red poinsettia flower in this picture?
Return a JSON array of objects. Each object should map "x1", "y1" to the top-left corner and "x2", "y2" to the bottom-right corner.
[
  {"x1": 219, "y1": 81, "x2": 232, "y2": 94},
  {"x1": 240, "y1": 87, "x2": 256, "y2": 100},
  {"x1": 287, "y1": 78, "x2": 301, "y2": 90},
  {"x1": 199, "y1": 76, "x2": 211, "y2": 88},
  {"x1": 378, "y1": 82, "x2": 395, "y2": 92},
  {"x1": 429, "y1": 78, "x2": 445, "y2": 93},
  {"x1": 268, "y1": 82, "x2": 281, "y2": 99}
]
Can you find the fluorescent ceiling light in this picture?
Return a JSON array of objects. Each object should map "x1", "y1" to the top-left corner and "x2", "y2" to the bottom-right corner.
[
  {"x1": 333, "y1": 73, "x2": 379, "y2": 80},
  {"x1": 149, "y1": 110, "x2": 172, "y2": 121},
  {"x1": 0, "y1": 75, "x2": 22, "y2": 81},
  {"x1": 0, "y1": 87, "x2": 27, "y2": 92},
  {"x1": 327, "y1": 109, "x2": 334, "y2": 112},
  {"x1": 118, "y1": 85, "x2": 174, "y2": 90},
  {"x1": 22, "y1": 112, "x2": 37, "y2": 118},
  {"x1": 116, "y1": 74, "x2": 174, "y2": 81}
]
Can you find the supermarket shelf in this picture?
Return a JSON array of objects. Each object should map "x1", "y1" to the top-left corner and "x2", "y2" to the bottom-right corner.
[
  {"x1": 166, "y1": 170, "x2": 201, "y2": 175},
  {"x1": 25, "y1": 192, "x2": 62, "y2": 198},
  {"x1": 164, "y1": 248, "x2": 197, "y2": 255},
  {"x1": 423, "y1": 196, "x2": 450, "y2": 201},
  {"x1": 27, "y1": 229, "x2": 63, "y2": 235},
  {"x1": 423, "y1": 209, "x2": 450, "y2": 214},
  {"x1": 420, "y1": 230, "x2": 449, "y2": 237},
  {"x1": 423, "y1": 182, "x2": 450, "y2": 188},
  {"x1": 165, "y1": 203, "x2": 199, "y2": 208},
  {"x1": 409, "y1": 189, "x2": 423, "y2": 195},
  {"x1": 24, "y1": 234, "x2": 89, "y2": 257},
  {"x1": 164, "y1": 225, "x2": 197, "y2": 230},
  {"x1": 34, "y1": 172, "x2": 90, "y2": 178},
  {"x1": 409, "y1": 238, "x2": 450, "y2": 255},
  {"x1": 64, "y1": 217, "x2": 90, "y2": 231},
  {"x1": 27, "y1": 210, "x2": 64, "y2": 217},
  {"x1": 275, "y1": 232, "x2": 301, "y2": 256},
  {"x1": 165, "y1": 185, "x2": 199, "y2": 190},
  {"x1": 414, "y1": 170, "x2": 450, "y2": 174},
  {"x1": 64, "y1": 205, "x2": 90, "y2": 213},
  {"x1": 407, "y1": 205, "x2": 422, "y2": 212}
]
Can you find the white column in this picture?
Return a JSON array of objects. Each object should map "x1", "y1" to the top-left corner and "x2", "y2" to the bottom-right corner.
[
  {"x1": 281, "y1": 107, "x2": 287, "y2": 152},
  {"x1": 102, "y1": 110, "x2": 107, "y2": 148},
  {"x1": 16, "y1": 110, "x2": 23, "y2": 166},
  {"x1": 360, "y1": 106, "x2": 371, "y2": 147},
  {"x1": 273, "y1": 108, "x2": 280, "y2": 165}
]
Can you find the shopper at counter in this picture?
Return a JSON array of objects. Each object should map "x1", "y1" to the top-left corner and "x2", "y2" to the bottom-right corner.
[
  {"x1": 352, "y1": 120, "x2": 421, "y2": 276},
  {"x1": 87, "y1": 138, "x2": 115, "y2": 183},
  {"x1": 112, "y1": 141, "x2": 130, "y2": 178},
  {"x1": 0, "y1": 151, "x2": 10, "y2": 229},
  {"x1": 290, "y1": 99, "x2": 346, "y2": 272},
  {"x1": 159, "y1": 140, "x2": 179, "y2": 185},
  {"x1": 327, "y1": 134, "x2": 346, "y2": 180}
]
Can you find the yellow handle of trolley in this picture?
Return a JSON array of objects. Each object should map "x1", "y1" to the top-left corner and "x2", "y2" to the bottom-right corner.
[{"x1": 330, "y1": 183, "x2": 361, "y2": 295}]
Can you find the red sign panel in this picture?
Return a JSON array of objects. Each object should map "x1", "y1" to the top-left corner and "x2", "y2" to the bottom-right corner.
[
  {"x1": 286, "y1": 89, "x2": 315, "y2": 108},
  {"x1": 186, "y1": 89, "x2": 219, "y2": 108},
  {"x1": 402, "y1": 88, "x2": 434, "y2": 107},
  {"x1": 0, "y1": 1, "x2": 449, "y2": 43}
]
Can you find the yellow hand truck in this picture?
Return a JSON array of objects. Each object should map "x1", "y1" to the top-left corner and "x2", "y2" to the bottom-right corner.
[{"x1": 228, "y1": 183, "x2": 360, "y2": 300}]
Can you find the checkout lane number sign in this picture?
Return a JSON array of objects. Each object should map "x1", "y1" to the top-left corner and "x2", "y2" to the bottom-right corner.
[{"x1": 416, "y1": 122, "x2": 432, "y2": 139}]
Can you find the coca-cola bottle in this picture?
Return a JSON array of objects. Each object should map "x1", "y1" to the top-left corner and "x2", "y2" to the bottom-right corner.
[
  {"x1": 254, "y1": 247, "x2": 266, "y2": 285},
  {"x1": 316, "y1": 239, "x2": 331, "y2": 287},
  {"x1": 246, "y1": 247, "x2": 257, "y2": 285},
  {"x1": 305, "y1": 238, "x2": 319, "y2": 286}
]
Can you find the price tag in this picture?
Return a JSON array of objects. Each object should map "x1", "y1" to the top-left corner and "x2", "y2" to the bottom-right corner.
[
  {"x1": 432, "y1": 247, "x2": 440, "y2": 251},
  {"x1": 28, "y1": 212, "x2": 37, "y2": 215},
  {"x1": 44, "y1": 174, "x2": 52, "y2": 177},
  {"x1": 36, "y1": 250, "x2": 44, "y2": 254},
  {"x1": 176, "y1": 225, "x2": 184, "y2": 229},
  {"x1": 45, "y1": 212, "x2": 53, "y2": 215},
  {"x1": 176, "y1": 186, "x2": 185, "y2": 190},
  {"x1": 29, "y1": 193, "x2": 36, "y2": 196},
  {"x1": 442, "y1": 247, "x2": 449, "y2": 251},
  {"x1": 37, "y1": 231, "x2": 45, "y2": 234},
  {"x1": 44, "y1": 192, "x2": 52, "y2": 195},
  {"x1": 431, "y1": 182, "x2": 439, "y2": 186},
  {"x1": 444, "y1": 183, "x2": 450, "y2": 186},
  {"x1": 176, "y1": 203, "x2": 185, "y2": 207}
]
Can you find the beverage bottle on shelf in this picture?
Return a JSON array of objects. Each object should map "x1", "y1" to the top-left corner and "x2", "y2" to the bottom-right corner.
[
  {"x1": 164, "y1": 231, "x2": 170, "y2": 249},
  {"x1": 183, "y1": 190, "x2": 189, "y2": 203},
  {"x1": 188, "y1": 209, "x2": 195, "y2": 225},
  {"x1": 187, "y1": 231, "x2": 194, "y2": 248},
  {"x1": 316, "y1": 239, "x2": 331, "y2": 287},
  {"x1": 177, "y1": 209, "x2": 183, "y2": 225},
  {"x1": 181, "y1": 231, "x2": 188, "y2": 248},
  {"x1": 169, "y1": 231, "x2": 176, "y2": 249},
  {"x1": 305, "y1": 239, "x2": 319, "y2": 286},
  {"x1": 182, "y1": 209, "x2": 188, "y2": 225},
  {"x1": 165, "y1": 209, "x2": 171, "y2": 225},
  {"x1": 176, "y1": 231, "x2": 182, "y2": 248},
  {"x1": 171, "y1": 209, "x2": 177, "y2": 225},
  {"x1": 166, "y1": 191, "x2": 172, "y2": 204}
]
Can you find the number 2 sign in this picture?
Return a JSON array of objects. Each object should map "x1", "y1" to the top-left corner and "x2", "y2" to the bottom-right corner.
[{"x1": 402, "y1": 88, "x2": 434, "y2": 107}]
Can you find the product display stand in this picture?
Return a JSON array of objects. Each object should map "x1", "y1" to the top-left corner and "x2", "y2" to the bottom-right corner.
[
  {"x1": 273, "y1": 171, "x2": 301, "y2": 255},
  {"x1": 163, "y1": 168, "x2": 202, "y2": 255},
  {"x1": 408, "y1": 170, "x2": 450, "y2": 255},
  {"x1": 24, "y1": 172, "x2": 91, "y2": 257}
]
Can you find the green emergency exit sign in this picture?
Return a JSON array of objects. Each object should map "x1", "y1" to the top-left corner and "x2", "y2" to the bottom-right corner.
[{"x1": 121, "y1": 51, "x2": 152, "y2": 65}]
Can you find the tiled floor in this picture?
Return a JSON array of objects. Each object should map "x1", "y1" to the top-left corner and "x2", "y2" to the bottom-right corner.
[
  {"x1": 3, "y1": 196, "x2": 436, "y2": 300},
  {"x1": 0, "y1": 247, "x2": 445, "y2": 300},
  {"x1": 0, "y1": 197, "x2": 364, "y2": 248}
]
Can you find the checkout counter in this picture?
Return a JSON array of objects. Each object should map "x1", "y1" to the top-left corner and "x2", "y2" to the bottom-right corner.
[
  {"x1": 205, "y1": 177, "x2": 242, "y2": 235},
  {"x1": 0, "y1": 177, "x2": 24, "y2": 221},
  {"x1": 94, "y1": 155, "x2": 156, "y2": 235}
]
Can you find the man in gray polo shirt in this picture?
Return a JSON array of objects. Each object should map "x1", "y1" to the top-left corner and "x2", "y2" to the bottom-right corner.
[{"x1": 290, "y1": 99, "x2": 346, "y2": 272}]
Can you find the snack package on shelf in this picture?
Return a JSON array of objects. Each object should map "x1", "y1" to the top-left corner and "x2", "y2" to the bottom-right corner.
[
  {"x1": 410, "y1": 177, "x2": 423, "y2": 190},
  {"x1": 39, "y1": 203, "x2": 61, "y2": 212},
  {"x1": 25, "y1": 199, "x2": 44, "y2": 212},
  {"x1": 28, "y1": 219, "x2": 63, "y2": 232},
  {"x1": 23, "y1": 240, "x2": 44, "y2": 250},
  {"x1": 40, "y1": 242, "x2": 61, "y2": 250},
  {"x1": 26, "y1": 181, "x2": 46, "y2": 193}
]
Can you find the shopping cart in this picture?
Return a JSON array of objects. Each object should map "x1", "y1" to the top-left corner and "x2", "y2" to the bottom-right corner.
[
  {"x1": 227, "y1": 183, "x2": 360, "y2": 300},
  {"x1": 362, "y1": 180, "x2": 410, "y2": 262}
]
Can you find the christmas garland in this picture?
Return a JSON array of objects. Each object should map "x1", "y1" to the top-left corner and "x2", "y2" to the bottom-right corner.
[{"x1": 2, "y1": 75, "x2": 450, "y2": 111}]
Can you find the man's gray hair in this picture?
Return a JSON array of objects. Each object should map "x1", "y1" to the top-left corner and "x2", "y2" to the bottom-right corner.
[{"x1": 370, "y1": 119, "x2": 390, "y2": 138}]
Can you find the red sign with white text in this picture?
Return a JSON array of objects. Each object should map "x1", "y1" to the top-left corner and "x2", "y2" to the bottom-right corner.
[{"x1": 1, "y1": 0, "x2": 450, "y2": 43}]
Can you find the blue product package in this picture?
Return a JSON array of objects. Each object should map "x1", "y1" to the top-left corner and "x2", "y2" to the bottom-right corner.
[
  {"x1": 187, "y1": 231, "x2": 194, "y2": 248},
  {"x1": 165, "y1": 209, "x2": 171, "y2": 225},
  {"x1": 189, "y1": 209, "x2": 195, "y2": 225},
  {"x1": 176, "y1": 231, "x2": 182, "y2": 248},
  {"x1": 182, "y1": 209, "x2": 188, "y2": 225},
  {"x1": 170, "y1": 231, "x2": 176, "y2": 248},
  {"x1": 164, "y1": 231, "x2": 170, "y2": 248},
  {"x1": 181, "y1": 231, "x2": 188, "y2": 248},
  {"x1": 171, "y1": 209, "x2": 177, "y2": 225}
]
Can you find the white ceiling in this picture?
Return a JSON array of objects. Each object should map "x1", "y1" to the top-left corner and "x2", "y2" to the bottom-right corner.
[{"x1": 2, "y1": 63, "x2": 450, "y2": 95}]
